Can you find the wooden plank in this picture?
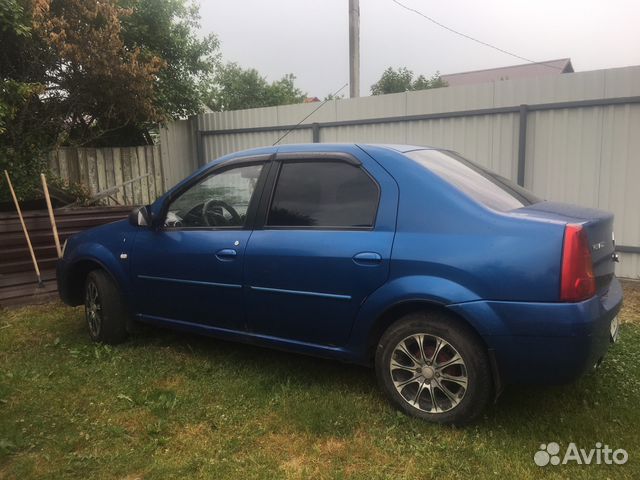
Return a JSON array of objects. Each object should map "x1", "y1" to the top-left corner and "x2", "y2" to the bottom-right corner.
[
  {"x1": 86, "y1": 148, "x2": 99, "y2": 196},
  {"x1": 122, "y1": 148, "x2": 134, "y2": 205},
  {"x1": 48, "y1": 151, "x2": 60, "y2": 177},
  {"x1": 145, "y1": 146, "x2": 157, "y2": 201},
  {"x1": 72, "y1": 148, "x2": 87, "y2": 184},
  {"x1": 153, "y1": 144, "x2": 164, "y2": 196},
  {"x1": 112, "y1": 148, "x2": 125, "y2": 205},
  {"x1": 130, "y1": 147, "x2": 141, "y2": 205},
  {"x1": 80, "y1": 148, "x2": 87, "y2": 186},
  {"x1": 159, "y1": 127, "x2": 173, "y2": 190},
  {"x1": 104, "y1": 149, "x2": 116, "y2": 205},
  {"x1": 85, "y1": 173, "x2": 149, "y2": 205},
  {"x1": 96, "y1": 149, "x2": 108, "y2": 204},
  {"x1": 136, "y1": 146, "x2": 149, "y2": 205},
  {"x1": 58, "y1": 149, "x2": 70, "y2": 182},
  {"x1": 68, "y1": 148, "x2": 80, "y2": 184}
]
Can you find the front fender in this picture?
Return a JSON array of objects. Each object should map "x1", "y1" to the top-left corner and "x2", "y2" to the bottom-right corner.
[
  {"x1": 346, "y1": 275, "x2": 482, "y2": 360},
  {"x1": 61, "y1": 241, "x2": 133, "y2": 307}
]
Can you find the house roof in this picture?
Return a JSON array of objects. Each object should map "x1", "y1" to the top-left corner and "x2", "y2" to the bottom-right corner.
[{"x1": 441, "y1": 58, "x2": 574, "y2": 86}]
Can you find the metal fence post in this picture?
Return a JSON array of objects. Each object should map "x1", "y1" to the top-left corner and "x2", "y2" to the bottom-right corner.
[
  {"x1": 312, "y1": 123, "x2": 320, "y2": 143},
  {"x1": 517, "y1": 104, "x2": 528, "y2": 187}
]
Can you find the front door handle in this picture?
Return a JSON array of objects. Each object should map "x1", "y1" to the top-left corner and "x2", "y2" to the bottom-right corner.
[
  {"x1": 353, "y1": 252, "x2": 382, "y2": 266},
  {"x1": 215, "y1": 248, "x2": 237, "y2": 261}
]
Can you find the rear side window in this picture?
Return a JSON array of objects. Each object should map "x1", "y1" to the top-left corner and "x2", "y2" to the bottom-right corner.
[
  {"x1": 267, "y1": 161, "x2": 379, "y2": 228},
  {"x1": 406, "y1": 149, "x2": 541, "y2": 211}
]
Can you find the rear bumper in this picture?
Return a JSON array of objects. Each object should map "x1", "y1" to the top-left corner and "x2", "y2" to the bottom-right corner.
[{"x1": 450, "y1": 277, "x2": 623, "y2": 384}]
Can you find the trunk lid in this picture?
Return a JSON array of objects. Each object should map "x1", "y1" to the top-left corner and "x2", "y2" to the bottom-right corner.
[{"x1": 514, "y1": 201, "x2": 616, "y2": 293}]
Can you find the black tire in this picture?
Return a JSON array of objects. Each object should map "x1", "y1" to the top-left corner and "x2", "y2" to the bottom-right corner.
[
  {"x1": 375, "y1": 311, "x2": 492, "y2": 425},
  {"x1": 84, "y1": 269, "x2": 128, "y2": 344}
]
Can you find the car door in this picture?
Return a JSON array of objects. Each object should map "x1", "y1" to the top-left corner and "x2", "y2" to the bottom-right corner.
[
  {"x1": 244, "y1": 149, "x2": 398, "y2": 346},
  {"x1": 131, "y1": 158, "x2": 270, "y2": 329}
]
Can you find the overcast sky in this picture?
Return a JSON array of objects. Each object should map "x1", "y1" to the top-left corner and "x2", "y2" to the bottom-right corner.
[{"x1": 199, "y1": 0, "x2": 640, "y2": 97}]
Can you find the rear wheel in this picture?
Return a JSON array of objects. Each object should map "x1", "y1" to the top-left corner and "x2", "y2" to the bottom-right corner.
[
  {"x1": 375, "y1": 311, "x2": 492, "y2": 425},
  {"x1": 84, "y1": 270, "x2": 128, "y2": 344}
]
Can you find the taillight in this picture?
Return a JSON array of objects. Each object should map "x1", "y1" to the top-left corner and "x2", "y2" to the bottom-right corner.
[{"x1": 560, "y1": 224, "x2": 596, "y2": 302}]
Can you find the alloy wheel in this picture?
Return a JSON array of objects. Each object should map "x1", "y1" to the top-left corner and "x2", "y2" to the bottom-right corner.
[
  {"x1": 85, "y1": 280, "x2": 102, "y2": 337},
  {"x1": 389, "y1": 333, "x2": 468, "y2": 413}
]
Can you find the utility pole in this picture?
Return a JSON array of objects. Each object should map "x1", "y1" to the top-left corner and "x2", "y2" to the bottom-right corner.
[{"x1": 348, "y1": 0, "x2": 360, "y2": 98}]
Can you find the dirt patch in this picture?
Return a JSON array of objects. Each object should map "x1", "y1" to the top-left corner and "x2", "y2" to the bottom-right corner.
[
  {"x1": 169, "y1": 421, "x2": 216, "y2": 455},
  {"x1": 259, "y1": 430, "x2": 394, "y2": 479},
  {"x1": 621, "y1": 280, "x2": 640, "y2": 325},
  {"x1": 111, "y1": 408, "x2": 156, "y2": 437},
  {"x1": 153, "y1": 375, "x2": 186, "y2": 391}
]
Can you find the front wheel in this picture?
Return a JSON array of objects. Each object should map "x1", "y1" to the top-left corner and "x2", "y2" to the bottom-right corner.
[
  {"x1": 375, "y1": 311, "x2": 492, "y2": 425},
  {"x1": 84, "y1": 270, "x2": 128, "y2": 344}
]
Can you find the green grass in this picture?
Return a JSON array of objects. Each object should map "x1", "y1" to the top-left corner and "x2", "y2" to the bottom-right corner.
[{"x1": 1, "y1": 282, "x2": 639, "y2": 479}]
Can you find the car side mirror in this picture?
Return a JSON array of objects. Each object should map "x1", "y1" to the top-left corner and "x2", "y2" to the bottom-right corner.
[{"x1": 129, "y1": 206, "x2": 152, "y2": 227}]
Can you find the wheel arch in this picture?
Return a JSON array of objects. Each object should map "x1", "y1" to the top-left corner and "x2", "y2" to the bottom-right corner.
[
  {"x1": 62, "y1": 256, "x2": 126, "y2": 306},
  {"x1": 366, "y1": 299, "x2": 489, "y2": 362},
  {"x1": 366, "y1": 298, "x2": 502, "y2": 400}
]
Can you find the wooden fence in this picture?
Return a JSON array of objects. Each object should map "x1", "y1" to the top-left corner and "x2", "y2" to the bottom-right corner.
[
  {"x1": 0, "y1": 206, "x2": 132, "y2": 307},
  {"x1": 47, "y1": 146, "x2": 165, "y2": 206}
]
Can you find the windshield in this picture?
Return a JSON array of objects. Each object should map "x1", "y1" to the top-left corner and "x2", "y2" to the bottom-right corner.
[{"x1": 405, "y1": 149, "x2": 541, "y2": 211}]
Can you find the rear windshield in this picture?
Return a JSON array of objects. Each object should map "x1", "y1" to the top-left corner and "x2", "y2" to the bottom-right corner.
[{"x1": 405, "y1": 149, "x2": 541, "y2": 211}]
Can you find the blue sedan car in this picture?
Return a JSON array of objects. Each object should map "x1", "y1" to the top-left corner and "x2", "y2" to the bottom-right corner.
[{"x1": 57, "y1": 144, "x2": 622, "y2": 424}]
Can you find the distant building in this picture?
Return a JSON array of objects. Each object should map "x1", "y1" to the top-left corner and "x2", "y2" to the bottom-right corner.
[
  {"x1": 304, "y1": 97, "x2": 321, "y2": 103},
  {"x1": 441, "y1": 58, "x2": 574, "y2": 86}
]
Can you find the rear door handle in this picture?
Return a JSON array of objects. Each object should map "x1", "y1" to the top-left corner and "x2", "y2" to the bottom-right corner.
[
  {"x1": 215, "y1": 248, "x2": 237, "y2": 260},
  {"x1": 353, "y1": 252, "x2": 382, "y2": 266}
]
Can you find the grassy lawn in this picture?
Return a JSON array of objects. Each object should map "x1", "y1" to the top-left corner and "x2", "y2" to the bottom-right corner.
[{"x1": 1, "y1": 282, "x2": 639, "y2": 479}]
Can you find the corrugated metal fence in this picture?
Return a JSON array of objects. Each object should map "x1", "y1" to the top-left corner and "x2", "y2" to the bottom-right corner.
[
  {"x1": 160, "y1": 65, "x2": 640, "y2": 279},
  {"x1": 47, "y1": 146, "x2": 165, "y2": 206},
  {"x1": 0, "y1": 206, "x2": 132, "y2": 307}
]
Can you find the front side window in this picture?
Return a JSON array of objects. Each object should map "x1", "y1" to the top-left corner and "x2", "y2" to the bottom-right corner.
[
  {"x1": 267, "y1": 161, "x2": 379, "y2": 228},
  {"x1": 165, "y1": 164, "x2": 263, "y2": 228}
]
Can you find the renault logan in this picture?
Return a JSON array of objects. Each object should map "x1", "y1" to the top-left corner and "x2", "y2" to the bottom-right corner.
[{"x1": 57, "y1": 144, "x2": 623, "y2": 424}]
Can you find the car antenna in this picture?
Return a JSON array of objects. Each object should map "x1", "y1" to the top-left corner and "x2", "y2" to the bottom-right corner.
[{"x1": 272, "y1": 82, "x2": 349, "y2": 146}]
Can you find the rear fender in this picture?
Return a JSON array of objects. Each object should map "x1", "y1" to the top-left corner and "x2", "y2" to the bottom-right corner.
[{"x1": 347, "y1": 275, "x2": 483, "y2": 359}]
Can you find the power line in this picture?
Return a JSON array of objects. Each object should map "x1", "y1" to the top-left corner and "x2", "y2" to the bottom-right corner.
[
  {"x1": 272, "y1": 83, "x2": 349, "y2": 146},
  {"x1": 390, "y1": 0, "x2": 564, "y2": 70}
]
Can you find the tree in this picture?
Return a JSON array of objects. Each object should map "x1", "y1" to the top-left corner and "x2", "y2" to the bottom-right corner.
[
  {"x1": 1, "y1": 0, "x2": 220, "y2": 201},
  {"x1": 1, "y1": 0, "x2": 56, "y2": 201},
  {"x1": 323, "y1": 92, "x2": 344, "y2": 101},
  {"x1": 207, "y1": 62, "x2": 306, "y2": 112},
  {"x1": 371, "y1": 67, "x2": 446, "y2": 95},
  {"x1": 32, "y1": 0, "x2": 165, "y2": 145},
  {"x1": 4, "y1": 0, "x2": 219, "y2": 147},
  {"x1": 120, "y1": 0, "x2": 220, "y2": 121}
]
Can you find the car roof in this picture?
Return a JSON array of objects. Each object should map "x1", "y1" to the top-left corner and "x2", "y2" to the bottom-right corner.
[
  {"x1": 212, "y1": 144, "x2": 442, "y2": 167},
  {"x1": 359, "y1": 144, "x2": 438, "y2": 153},
  {"x1": 224, "y1": 143, "x2": 437, "y2": 157},
  {"x1": 275, "y1": 143, "x2": 437, "y2": 153}
]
